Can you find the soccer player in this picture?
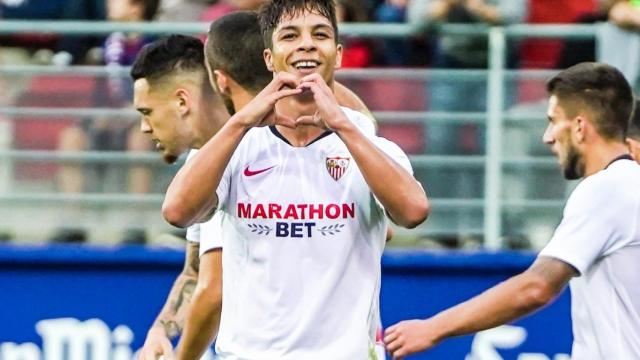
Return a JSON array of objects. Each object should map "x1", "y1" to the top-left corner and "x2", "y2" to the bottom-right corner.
[
  {"x1": 626, "y1": 99, "x2": 640, "y2": 163},
  {"x1": 384, "y1": 62, "x2": 640, "y2": 359},
  {"x1": 162, "y1": 0, "x2": 430, "y2": 358},
  {"x1": 130, "y1": 35, "x2": 228, "y2": 360},
  {"x1": 131, "y1": 27, "x2": 384, "y2": 359},
  {"x1": 173, "y1": 11, "x2": 389, "y2": 360}
]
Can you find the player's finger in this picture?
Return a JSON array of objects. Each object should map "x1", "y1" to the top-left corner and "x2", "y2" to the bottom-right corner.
[
  {"x1": 300, "y1": 73, "x2": 323, "y2": 83},
  {"x1": 295, "y1": 115, "x2": 316, "y2": 126},
  {"x1": 274, "y1": 72, "x2": 299, "y2": 89},
  {"x1": 159, "y1": 341, "x2": 175, "y2": 360},
  {"x1": 271, "y1": 88, "x2": 303, "y2": 102}
]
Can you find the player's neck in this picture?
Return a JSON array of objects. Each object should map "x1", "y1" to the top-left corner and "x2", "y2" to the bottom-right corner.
[
  {"x1": 583, "y1": 141, "x2": 629, "y2": 177},
  {"x1": 275, "y1": 96, "x2": 326, "y2": 146}
]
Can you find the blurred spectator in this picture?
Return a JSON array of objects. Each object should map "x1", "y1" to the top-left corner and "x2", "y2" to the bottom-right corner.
[
  {"x1": 156, "y1": 0, "x2": 212, "y2": 21},
  {"x1": 54, "y1": 0, "x2": 159, "y2": 244},
  {"x1": 373, "y1": 0, "x2": 408, "y2": 65},
  {"x1": 407, "y1": 0, "x2": 526, "y2": 154},
  {"x1": 407, "y1": 0, "x2": 526, "y2": 240},
  {"x1": 337, "y1": 0, "x2": 373, "y2": 68},
  {"x1": 597, "y1": 0, "x2": 640, "y2": 90},
  {"x1": 609, "y1": 0, "x2": 640, "y2": 28}
]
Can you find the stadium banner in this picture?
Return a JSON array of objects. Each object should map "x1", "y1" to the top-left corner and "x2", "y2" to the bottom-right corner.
[{"x1": 0, "y1": 244, "x2": 571, "y2": 360}]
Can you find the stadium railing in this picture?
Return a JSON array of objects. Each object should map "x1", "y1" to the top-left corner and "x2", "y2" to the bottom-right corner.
[{"x1": 0, "y1": 21, "x2": 600, "y2": 248}]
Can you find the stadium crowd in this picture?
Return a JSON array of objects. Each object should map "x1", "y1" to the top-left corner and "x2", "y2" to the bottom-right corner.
[{"x1": 1, "y1": 0, "x2": 640, "y2": 245}]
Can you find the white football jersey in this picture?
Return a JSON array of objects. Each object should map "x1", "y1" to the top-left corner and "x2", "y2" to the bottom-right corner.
[
  {"x1": 213, "y1": 108, "x2": 410, "y2": 360},
  {"x1": 184, "y1": 149, "x2": 223, "y2": 255},
  {"x1": 539, "y1": 158, "x2": 640, "y2": 359}
]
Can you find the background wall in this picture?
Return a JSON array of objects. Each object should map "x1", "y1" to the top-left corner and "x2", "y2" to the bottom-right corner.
[{"x1": 0, "y1": 245, "x2": 572, "y2": 360}]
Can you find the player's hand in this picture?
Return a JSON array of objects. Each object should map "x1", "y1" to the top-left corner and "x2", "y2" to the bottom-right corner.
[
  {"x1": 384, "y1": 319, "x2": 439, "y2": 359},
  {"x1": 295, "y1": 74, "x2": 350, "y2": 132},
  {"x1": 138, "y1": 327, "x2": 175, "y2": 360},
  {"x1": 233, "y1": 71, "x2": 302, "y2": 129}
]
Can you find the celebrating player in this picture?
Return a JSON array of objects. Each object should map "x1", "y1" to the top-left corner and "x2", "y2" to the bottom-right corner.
[
  {"x1": 384, "y1": 62, "x2": 640, "y2": 359},
  {"x1": 130, "y1": 23, "x2": 386, "y2": 359},
  {"x1": 163, "y1": 0, "x2": 430, "y2": 358}
]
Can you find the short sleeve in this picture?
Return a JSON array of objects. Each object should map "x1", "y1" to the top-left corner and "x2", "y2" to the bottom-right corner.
[
  {"x1": 215, "y1": 163, "x2": 233, "y2": 211},
  {"x1": 538, "y1": 177, "x2": 629, "y2": 275},
  {"x1": 371, "y1": 136, "x2": 414, "y2": 175},
  {"x1": 186, "y1": 223, "x2": 200, "y2": 243},
  {"x1": 199, "y1": 211, "x2": 224, "y2": 256}
]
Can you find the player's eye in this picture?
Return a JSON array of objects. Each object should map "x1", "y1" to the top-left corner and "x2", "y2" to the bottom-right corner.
[
  {"x1": 281, "y1": 33, "x2": 296, "y2": 40},
  {"x1": 315, "y1": 32, "x2": 328, "y2": 39}
]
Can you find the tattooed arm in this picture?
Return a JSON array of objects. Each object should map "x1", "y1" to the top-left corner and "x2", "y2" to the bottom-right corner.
[{"x1": 138, "y1": 241, "x2": 200, "y2": 360}]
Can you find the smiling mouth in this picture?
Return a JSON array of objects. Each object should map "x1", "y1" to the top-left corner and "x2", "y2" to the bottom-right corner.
[
  {"x1": 292, "y1": 60, "x2": 320, "y2": 71},
  {"x1": 153, "y1": 140, "x2": 164, "y2": 151}
]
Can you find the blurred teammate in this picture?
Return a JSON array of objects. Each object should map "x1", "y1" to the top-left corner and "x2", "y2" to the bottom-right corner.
[
  {"x1": 130, "y1": 35, "x2": 228, "y2": 360},
  {"x1": 626, "y1": 99, "x2": 640, "y2": 162},
  {"x1": 163, "y1": 0, "x2": 429, "y2": 358},
  {"x1": 385, "y1": 62, "x2": 640, "y2": 360},
  {"x1": 131, "y1": 26, "x2": 382, "y2": 359}
]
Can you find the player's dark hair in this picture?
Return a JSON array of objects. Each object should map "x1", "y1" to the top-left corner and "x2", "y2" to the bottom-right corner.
[
  {"x1": 206, "y1": 11, "x2": 272, "y2": 94},
  {"x1": 130, "y1": 35, "x2": 206, "y2": 84},
  {"x1": 547, "y1": 62, "x2": 633, "y2": 141},
  {"x1": 628, "y1": 99, "x2": 640, "y2": 140},
  {"x1": 258, "y1": 0, "x2": 339, "y2": 49}
]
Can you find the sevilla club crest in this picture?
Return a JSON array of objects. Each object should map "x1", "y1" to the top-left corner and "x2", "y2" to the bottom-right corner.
[{"x1": 326, "y1": 156, "x2": 350, "y2": 181}]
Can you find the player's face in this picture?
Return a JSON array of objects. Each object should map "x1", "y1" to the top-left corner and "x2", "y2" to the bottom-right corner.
[
  {"x1": 626, "y1": 137, "x2": 640, "y2": 164},
  {"x1": 133, "y1": 78, "x2": 192, "y2": 164},
  {"x1": 264, "y1": 10, "x2": 342, "y2": 85},
  {"x1": 543, "y1": 95, "x2": 585, "y2": 179}
]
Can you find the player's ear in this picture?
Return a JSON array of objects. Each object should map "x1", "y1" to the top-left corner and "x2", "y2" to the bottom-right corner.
[
  {"x1": 574, "y1": 116, "x2": 586, "y2": 143},
  {"x1": 175, "y1": 88, "x2": 190, "y2": 117},
  {"x1": 214, "y1": 70, "x2": 230, "y2": 96},
  {"x1": 264, "y1": 49, "x2": 274, "y2": 72},
  {"x1": 334, "y1": 44, "x2": 343, "y2": 69}
]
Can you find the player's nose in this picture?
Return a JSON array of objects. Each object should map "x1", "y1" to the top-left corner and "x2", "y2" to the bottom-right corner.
[
  {"x1": 140, "y1": 118, "x2": 152, "y2": 133},
  {"x1": 542, "y1": 123, "x2": 554, "y2": 145},
  {"x1": 297, "y1": 32, "x2": 316, "y2": 51}
]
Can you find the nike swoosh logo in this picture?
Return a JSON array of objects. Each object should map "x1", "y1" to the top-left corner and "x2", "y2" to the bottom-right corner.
[{"x1": 244, "y1": 165, "x2": 276, "y2": 177}]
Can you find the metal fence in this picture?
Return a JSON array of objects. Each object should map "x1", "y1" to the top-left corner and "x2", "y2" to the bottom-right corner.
[{"x1": 0, "y1": 21, "x2": 602, "y2": 248}]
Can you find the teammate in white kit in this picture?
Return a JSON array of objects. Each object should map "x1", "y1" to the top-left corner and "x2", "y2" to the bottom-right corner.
[
  {"x1": 130, "y1": 35, "x2": 228, "y2": 360},
  {"x1": 384, "y1": 62, "x2": 640, "y2": 360},
  {"x1": 162, "y1": 1, "x2": 430, "y2": 358}
]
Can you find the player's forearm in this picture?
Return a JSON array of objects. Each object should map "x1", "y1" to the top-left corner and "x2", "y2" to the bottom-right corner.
[
  {"x1": 610, "y1": 2, "x2": 640, "y2": 28},
  {"x1": 336, "y1": 124, "x2": 430, "y2": 228},
  {"x1": 149, "y1": 271, "x2": 198, "y2": 338},
  {"x1": 176, "y1": 287, "x2": 222, "y2": 360},
  {"x1": 430, "y1": 271, "x2": 556, "y2": 340},
  {"x1": 163, "y1": 118, "x2": 247, "y2": 227}
]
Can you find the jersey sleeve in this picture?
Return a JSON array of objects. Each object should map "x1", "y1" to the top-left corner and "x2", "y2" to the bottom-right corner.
[
  {"x1": 199, "y1": 211, "x2": 224, "y2": 256},
  {"x1": 185, "y1": 223, "x2": 200, "y2": 243},
  {"x1": 371, "y1": 136, "x2": 414, "y2": 175},
  {"x1": 538, "y1": 175, "x2": 630, "y2": 275},
  {"x1": 216, "y1": 160, "x2": 233, "y2": 212}
]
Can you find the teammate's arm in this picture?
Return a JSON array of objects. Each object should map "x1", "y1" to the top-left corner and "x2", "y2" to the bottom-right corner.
[
  {"x1": 334, "y1": 81, "x2": 374, "y2": 121},
  {"x1": 297, "y1": 74, "x2": 429, "y2": 228},
  {"x1": 176, "y1": 249, "x2": 223, "y2": 360},
  {"x1": 384, "y1": 257, "x2": 576, "y2": 358},
  {"x1": 163, "y1": 72, "x2": 302, "y2": 227},
  {"x1": 138, "y1": 241, "x2": 200, "y2": 360}
]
